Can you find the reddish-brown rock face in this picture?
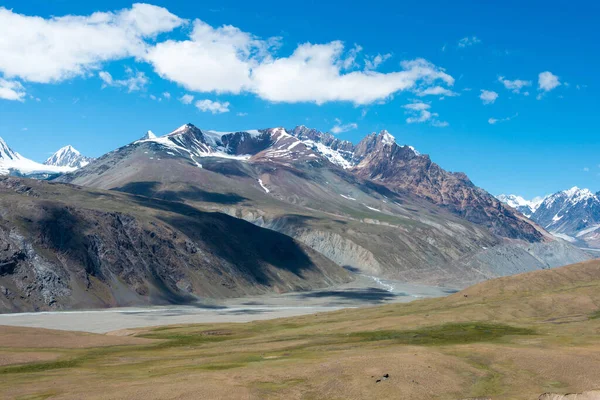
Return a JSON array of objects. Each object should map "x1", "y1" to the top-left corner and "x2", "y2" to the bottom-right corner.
[{"x1": 351, "y1": 131, "x2": 544, "y2": 242}]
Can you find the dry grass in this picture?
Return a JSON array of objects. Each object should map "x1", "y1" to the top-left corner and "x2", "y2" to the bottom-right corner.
[{"x1": 2, "y1": 260, "x2": 600, "y2": 399}]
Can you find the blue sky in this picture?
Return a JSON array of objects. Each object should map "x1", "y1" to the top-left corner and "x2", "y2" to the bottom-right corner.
[{"x1": 0, "y1": 0, "x2": 598, "y2": 198}]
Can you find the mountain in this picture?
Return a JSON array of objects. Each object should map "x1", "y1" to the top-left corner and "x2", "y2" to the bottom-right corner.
[
  {"x1": 532, "y1": 187, "x2": 600, "y2": 248},
  {"x1": 496, "y1": 194, "x2": 544, "y2": 218},
  {"x1": 288, "y1": 126, "x2": 544, "y2": 242},
  {"x1": 0, "y1": 137, "x2": 74, "y2": 179},
  {"x1": 498, "y1": 187, "x2": 600, "y2": 249},
  {"x1": 56, "y1": 124, "x2": 589, "y2": 289},
  {"x1": 0, "y1": 176, "x2": 349, "y2": 312},
  {"x1": 44, "y1": 145, "x2": 94, "y2": 169}
]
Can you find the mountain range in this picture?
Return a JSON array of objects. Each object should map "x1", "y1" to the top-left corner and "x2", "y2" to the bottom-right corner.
[
  {"x1": 0, "y1": 126, "x2": 591, "y2": 311},
  {"x1": 0, "y1": 137, "x2": 76, "y2": 179},
  {"x1": 499, "y1": 187, "x2": 600, "y2": 250}
]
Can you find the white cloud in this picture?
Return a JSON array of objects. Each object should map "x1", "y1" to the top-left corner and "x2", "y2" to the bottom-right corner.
[
  {"x1": 236, "y1": 112, "x2": 248, "y2": 117},
  {"x1": 364, "y1": 53, "x2": 392, "y2": 70},
  {"x1": 340, "y1": 44, "x2": 362, "y2": 70},
  {"x1": 330, "y1": 119, "x2": 358, "y2": 134},
  {"x1": 146, "y1": 19, "x2": 455, "y2": 105},
  {"x1": 538, "y1": 71, "x2": 560, "y2": 92},
  {"x1": 179, "y1": 94, "x2": 194, "y2": 104},
  {"x1": 145, "y1": 19, "x2": 277, "y2": 94},
  {"x1": 583, "y1": 167, "x2": 590, "y2": 172},
  {"x1": 457, "y1": 36, "x2": 481, "y2": 48},
  {"x1": 415, "y1": 85, "x2": 459, "y2": 97},
  {"x1": 99, "y1": 70, "x2": 148, "y2": 92},
  {"x1": 195, "y1": 99, "x2": 230, "y2": 114},
  {"x1": 251, "y1": 45, "x2": 454, "y2": 105},
  {"x1": 0, "y1": 78, "x2": 26, "y2": 101},
  {"x1": 480, "y1": 89, "x2": 498, "y2": 104},
  {"x1": 498, "y1": 76, "x2": 531, "y2": 94},
  {"x1": 488, "y1": 113, "x2": 518, "y2": 124},
  {"x1": 0, "y1": 4, "x2": 185, "y2": 83},
  {"x1": 162, "y1": 92, "x2": 171, "y2": 99},
  {"x1": 403, "y1": 101, "x2": 448, "y2": 127},
  {"x1": 431, "y1": 120, "x2": 449, "y2": 127},
  {"x1": 0, "y1": 5, "x2": 456, "y2": 106}
]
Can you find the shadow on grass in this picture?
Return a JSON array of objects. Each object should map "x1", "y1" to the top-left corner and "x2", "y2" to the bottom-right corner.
[{"x1": 349, "y1": 322, "x2": 535, "y2": 346}]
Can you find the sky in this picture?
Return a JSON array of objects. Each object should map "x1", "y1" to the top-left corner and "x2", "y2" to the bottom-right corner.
[{"x1": 0, "y1": 0, "x2": 598, "y2": 198}]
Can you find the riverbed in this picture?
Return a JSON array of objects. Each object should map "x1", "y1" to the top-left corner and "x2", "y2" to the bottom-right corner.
[{"x1": 0, "y1": 274, "x2": 457, "y2": 333}]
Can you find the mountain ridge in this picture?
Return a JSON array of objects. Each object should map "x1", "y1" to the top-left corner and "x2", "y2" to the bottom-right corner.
[
  {"x1": 498, "y1": 187, "x2": 600, "y2": 249},
  {"x1": 0, "y1": 136, "x2": 75, "y2": 178},
  {"x1": 54, "y1": 123, "x2": 589, "y2": 290}
]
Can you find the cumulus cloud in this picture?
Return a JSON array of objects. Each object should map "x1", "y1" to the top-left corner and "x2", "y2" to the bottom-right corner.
[
  {"x1": 488, "y1": 113, "x2": 518, "y2": 124},
  {"x1": 330, "y1": 118, "x2": 358, "y2": 134},
  {"x1": 0, "y1": 5, "x2": 456, "y2": 106},
  {"x1": 457, "y1": 36, "x2": 481, "y2": 48},
  {"x1": 251, "y1": 46, "x2": 454, "y2": 105},
  {"x1": 162, "y1": 92, "x2": 170, "y2": 99},
  {"x1": 179, "y1": 94, "x2": 194, "y2": 104},
  {"x1": 538, "y1": 71, "x2": 560, "y2": 92},
  {"x1": 145, "y1": 19, "x2": 276, "y2": 94},
  {"x1": 145, "y1": 19, "x2": 455, "y2": 105},
  {"x1": 195, "y1": 99, "x2": 230, "y2": 114},
  {"x1": 0, "y1": 78, "x2": 26, "y2": 101},
  {"x1": 498, "y1": 76, "x2": 531, "y2": 94},
  {"x1": 0, "y1": 4, "x2": 185, "y2": 83},
  {"x1": 480, "y1": 89, "x2": 498, "y2": 104},
  {"x1": 403, "y1": 101, "x2": 448, "y2": 127},
  {"x1": 99, "y1": 70, "x2": 148, "y2": 92}
]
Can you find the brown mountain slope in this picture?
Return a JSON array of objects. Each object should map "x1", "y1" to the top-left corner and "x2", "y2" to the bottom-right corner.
[
  {"x1": 351, "y1": 131, "x2": 544, "y2": 241},
  {"x1": 56, "y1": 124, "x2": 590, "y2": 287},
  {"x1": 0, "y1": 177, "x2": 349, "y2": 312}
]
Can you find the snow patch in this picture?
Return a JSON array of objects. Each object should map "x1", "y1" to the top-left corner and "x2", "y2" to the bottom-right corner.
[{"x1": 258, "y1": 179, "x2": 270, "y2": 193}]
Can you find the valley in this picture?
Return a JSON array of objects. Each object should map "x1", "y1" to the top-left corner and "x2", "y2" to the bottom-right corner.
[
  {"x1": 0, "y1": 123, "x2": 592, "y2": 312},
  {"x1": 0, "y1": 274, "x2": 456, "y2": 333}
]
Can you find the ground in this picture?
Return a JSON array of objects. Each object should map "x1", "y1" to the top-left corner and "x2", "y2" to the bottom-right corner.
[{"x1": 1, "y1": 260, "x2": 600, "y2": 399}]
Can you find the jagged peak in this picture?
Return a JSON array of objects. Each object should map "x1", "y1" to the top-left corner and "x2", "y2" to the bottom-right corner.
[
  {"x1": 54, "y1": 145, "x2": 80, "y2": 156},
  {"x1": 0, "y1": 136, "x2": 20, "y2": 161},
  {"x1": 142, "y1": 130, "x2": 157, "y2": 140},
  {"x1": 168, "y1": 123, "x2": 200, "y2": 136},
  {"x1": 378, "y1": 130, "x2": 396, "y2": 145}
]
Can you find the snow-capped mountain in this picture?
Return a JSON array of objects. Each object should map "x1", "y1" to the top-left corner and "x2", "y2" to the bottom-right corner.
[
  {"x1": 496, "y1": 194, "x2": 545, "y2": 217},
  {"x1": 532, "y1": 187, "x2": 600, "y2": 245},
  {"x1": 44, "y1": 145, "x2": 94, "y2": 169},
  {"x1": 0, "y1": 136, "x2": 75, "y2": 178},
  {"x1": 57, "y1": 122, "x2": 589, "y2": 289},
  {"x1": 499, "y1": 187, "x2": 600, "y2": 249}
]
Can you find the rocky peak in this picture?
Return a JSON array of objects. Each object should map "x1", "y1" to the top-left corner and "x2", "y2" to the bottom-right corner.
[
  {"x1": 290, "y1": 126, "x2": 354, "y2": 152},
  {"x1": 0, "y1": 137, "x2": 19, "y2": 161},
  {"x1": 140, "y1": 130, "x2": 157, "y2": 140},
  {"x1": 44, "y1": 145, "x2": 92, "y2": 169}
]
